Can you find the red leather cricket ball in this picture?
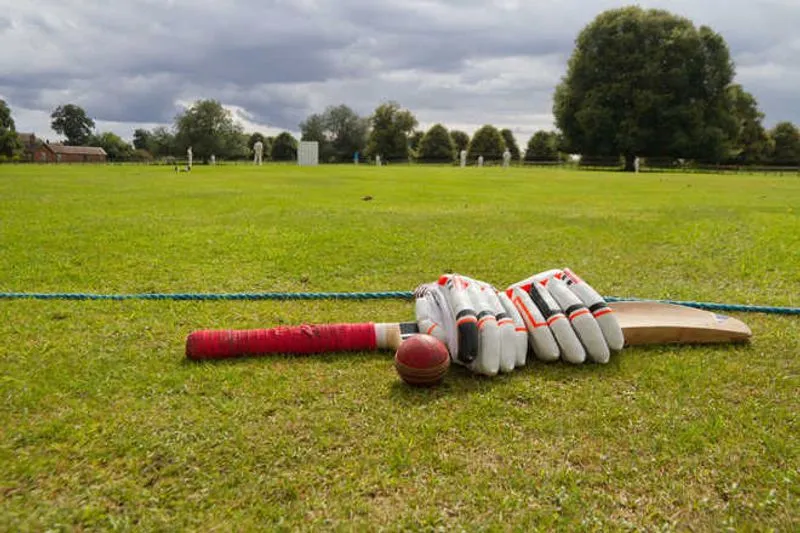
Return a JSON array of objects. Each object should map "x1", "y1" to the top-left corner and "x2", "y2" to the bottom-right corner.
[{"x1": 394, "y1": 334, "x2": 450, "y2": 387}]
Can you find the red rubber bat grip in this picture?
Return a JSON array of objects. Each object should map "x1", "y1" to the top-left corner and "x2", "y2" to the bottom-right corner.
[{"x1": 185, "y1": 323, "x2": 378, "y2": 360}]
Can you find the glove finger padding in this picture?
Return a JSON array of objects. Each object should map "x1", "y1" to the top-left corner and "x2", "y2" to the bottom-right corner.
[
  {"x1": 463, "y1": 280, "x2": 501, "y2": 375},
  {"x1": 414, "y1": 286, "x2": 453, "y2": 350},
  {"x1": 560, "y1": 268, "x2": 625, "y2": 351},
  {"x1": 437, "y1": 275, "x2": 480, "y2": 364},
  {"x1": 505, "y1": 285, "x2": 560, "y2": 362},
  {"x1": 495, "y1": 290, "x2": 528, "y2": 368},
  {"x1": 537, "y1": 275, "x2": 608, "y2": 363},
  {"x1": 464, "y1": 277, "x2": 523, "y2": 373}
]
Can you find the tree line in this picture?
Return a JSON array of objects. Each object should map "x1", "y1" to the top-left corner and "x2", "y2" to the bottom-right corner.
[{"x1": 1, "y1": 6, "x2": 799, "y2": 168}]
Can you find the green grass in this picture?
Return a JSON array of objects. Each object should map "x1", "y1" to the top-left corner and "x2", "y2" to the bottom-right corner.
[{"x1": 1, "y1": 163, "x2": 798, "y2": 531}]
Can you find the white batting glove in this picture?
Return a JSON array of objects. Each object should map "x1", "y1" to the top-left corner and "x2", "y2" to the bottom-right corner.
[
  {"x1": 506, "y1": 268, "x2": 624, "y2": 364},
  {"x1": 414, "y1": 274, "x2": 528, "y2": 376}
]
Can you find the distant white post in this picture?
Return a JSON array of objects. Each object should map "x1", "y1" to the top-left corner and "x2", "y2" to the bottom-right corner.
[
  {"x1": 460, "y1": 149, "x2": 467, "y2": 168},
  {"x1": 187, "y1": 146, "x2": 193, "y2": 169},
  {"x1": 254, "y1": 141, "x2": 264, "y2": 165},
  {"x1": 298, "y1": 141, "x2": 319, "y2": 166}
]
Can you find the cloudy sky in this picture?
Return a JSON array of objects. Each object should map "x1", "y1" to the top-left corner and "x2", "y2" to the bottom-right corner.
[{"x1": 1, "y1": 0, "x2": 798, "y2": 144}]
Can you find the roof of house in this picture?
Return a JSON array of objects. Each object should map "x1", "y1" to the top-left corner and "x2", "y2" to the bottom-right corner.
[{"x1": 43, "y1": 144, "x2": 107, "y2": 156}]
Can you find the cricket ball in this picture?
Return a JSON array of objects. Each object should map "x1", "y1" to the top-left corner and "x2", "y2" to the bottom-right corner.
[{"x1": 394, "y1": 334, "x2": 450, "y2": 387}]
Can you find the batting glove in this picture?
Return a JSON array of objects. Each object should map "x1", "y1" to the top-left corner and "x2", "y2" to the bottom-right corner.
[{"x1": 506, "y1": 268, "x2": 625, "y2": 364}]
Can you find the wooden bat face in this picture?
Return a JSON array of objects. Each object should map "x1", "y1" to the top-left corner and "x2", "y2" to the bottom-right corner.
[{"x1": 605, "y1": 301, "x2": 751, "y2": 346}]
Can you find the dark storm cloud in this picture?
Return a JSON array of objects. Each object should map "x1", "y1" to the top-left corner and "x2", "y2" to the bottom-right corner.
[{"x1": 1, "y1": 0, "x2": 798, "y2": 140}]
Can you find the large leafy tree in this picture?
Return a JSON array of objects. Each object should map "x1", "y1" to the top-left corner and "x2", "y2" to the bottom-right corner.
[
  {"x1": 727, "y1": 85, "x2": 770, "y2": 164},
  {"x1": 525, "y1": 131, "x2": 561, "y2": 162},
  {"x1": 174, "y1": 99, "x2": 245, "y2": 162},
  {"x1": 51, "y1": 104, "x2": 95, "y2": 146},
  {"x1": 417, "y1": 124, "x2": 455, "y2": 163},
  {"x1": 366, "y1": 101, "x2": 417, "y2": 162},
  {"x1": 554, "y1": 6, "x2": 738, "y2": 170},
  {"x1": 768, "y1": 122, "x2": 800, "y2": 165},
  {"x1": 0, "y1": 99, "x2": 22, "y2": 159},
  {"x1": 271, "y1": 131, "x2": 298, "y2": 161},
  {"x1": 450, "y1": 130, "x2": 470, "y2": 153},
  {"x1": 500, "y1": 129, "x2": 521, "y2": 160},
  {"x1": 467, "y1": 125, "x2": 505, "y2": 162},
  {"x1": 300, "y1": 105, "x2": 368, "y2": 163}
]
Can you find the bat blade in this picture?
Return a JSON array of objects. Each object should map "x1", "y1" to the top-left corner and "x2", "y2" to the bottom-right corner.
[{"x1": 609, "y1": 301, "x2": 752, "y2": 346}]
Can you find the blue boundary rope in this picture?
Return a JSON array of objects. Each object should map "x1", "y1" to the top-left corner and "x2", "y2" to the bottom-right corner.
[{"x1": 0, "y1": 291, "x2": 797, "y2": 315}]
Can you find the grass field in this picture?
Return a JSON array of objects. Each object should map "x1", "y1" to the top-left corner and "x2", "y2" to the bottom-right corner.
[{"x1": 1, "y1": 163, "x2": 798, "y2": 531}]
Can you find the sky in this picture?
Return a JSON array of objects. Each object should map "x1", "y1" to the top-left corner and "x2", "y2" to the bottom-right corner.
[{"x1": 1, "y1": 0, "x2": 798, "y2": 144}]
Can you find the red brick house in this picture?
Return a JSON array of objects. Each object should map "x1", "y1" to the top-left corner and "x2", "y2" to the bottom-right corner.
[{"x1": 33, "y1": 143, "x2": 107, "y2": 163}]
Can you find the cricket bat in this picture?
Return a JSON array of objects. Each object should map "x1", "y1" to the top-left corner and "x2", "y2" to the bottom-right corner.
[{"x1": 185, "y1": 301, "x2": 752, "y2": 360}]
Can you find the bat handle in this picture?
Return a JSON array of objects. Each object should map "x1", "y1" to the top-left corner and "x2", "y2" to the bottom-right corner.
[
  {"x1": 374, "y1": 323, "x2": 403, "y2": 351},
  {"x1": 186, "y1": 322, "x2": 405, "y2": 360}
]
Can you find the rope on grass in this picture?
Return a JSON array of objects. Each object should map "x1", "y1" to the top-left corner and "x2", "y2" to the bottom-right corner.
[
  {"x1": 0, "y1": 291, "x2": 798, "y2": 315},
  {"x1": 602, "y1": 296, "x2": 800, "y2": 316},
  {"x1": 0, "y1": 291, "x2": 413, "y2": 302}
]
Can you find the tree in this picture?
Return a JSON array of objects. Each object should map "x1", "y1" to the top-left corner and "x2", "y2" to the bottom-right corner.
[
  {"x1": 0, "y1": 99, "x2": 22, "y2": 160},
  {"x1": 229, "y1": 133, "x2": 250, "y2": 160},
  {"x1": 525, "y1": 131, "x2": 561, "y2": 162},
  {"x1": 467, "y1": 125, "x2": 505, "y2": 162},
  {"x1": 174, "y1": 99, "x2": 245, "y2": 162},
  {"x1": 300, "y1": 105, "x2": 368, "y2": 163},
  {"x1": 132, "y1": 128, "x2": 152, "y2": 151},
  {"x1": 727, "y1": 85, "x2": 770, "y2": 164},
  {"x1": 417, "y1": 124, "x2": 455, "y2": 163},
  {"x1": 326, "y1": 105, "x2": 368, "y2": 163},
  {"x1": 500, "y1": 129, "x2": 521, "y2": 160},
  {"x1": 366, "y1": 101, "x2": 417, "y2": 162},
  {"x1": 409, "y1": 130, "x2": 424, "y2": 156},
  {"x1": 149, "y1": 126, "x2": 176, "y2": 158},
  {"x1": 89, "y1": 132, "x2": 134, "y2": 161},
  {"x1": 300, "y1": 113, "x2": 330, "y2": 160},
  {"x1": 554, "y1": 6, "x2": 738, "y2": 171},
  {"x1": 450, "y1": 130, "x2": 470, "y2": 154},
  {"x1": 271, "y1": 131, "x2": 298, "y2": 161},
  {"x1": 51, "y1": 104, "x2": 95, "y2": 146},
  {"x1": 768, "y1": 122, "x2": 800, "y2": 166}
]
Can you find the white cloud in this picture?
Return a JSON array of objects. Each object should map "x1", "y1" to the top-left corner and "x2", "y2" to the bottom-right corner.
[{"x1": 1, "y1": 0, "x2": 798, "y2": 141}]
